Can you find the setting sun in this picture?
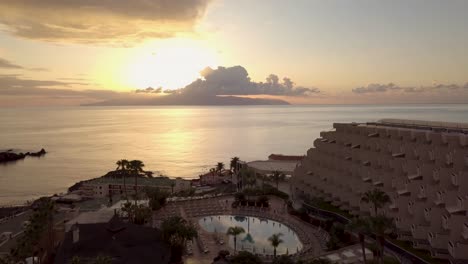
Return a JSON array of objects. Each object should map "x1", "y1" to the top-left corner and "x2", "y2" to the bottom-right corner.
[{"x1": 124, "y1": 39, "x2": 219, "y2": 90}]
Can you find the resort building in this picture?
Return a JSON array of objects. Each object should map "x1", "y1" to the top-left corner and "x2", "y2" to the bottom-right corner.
[
  {"x1": 247, "y1": 154, "x2": 304, "y2": 175},
  {"x1": 291, "y1": 119, "x2": 468, "y2": 263},
  {"x1": 77, "y1": 177, "x2": 191, "y2": 198}
]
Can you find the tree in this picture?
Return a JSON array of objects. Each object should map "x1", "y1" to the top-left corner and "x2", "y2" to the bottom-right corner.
[
  {"x1": 346, "y1": 217, "x2": 370, "y2": 264},
  {"x1": 226, "y1": 226, "x2": 245, "y2": 253},
  {"x1": 161, "y1": 216, "x2": 198, "y2": 263},
  {"x1": 128, "y1": 160, "x2": 145, "y2": 205},
  {"x1": 230, "y1": 157, "x2": 240, "y2": 172},
  {"x1": 368, "y1": 215, "x2": 395, "y2": 264},
  {"x1": 146, "y1": 188, "x2": 168, "y2": 211},
  {"x1": 230, "y1": 251, "x2": 262, "y2": 264},
  {"x1": 10, "y1": 198, "x2": 55, "y2": 263},
  {"x1": 361, "y1": 189, "x2": 391, "y2": 216},
  {"x1": 116, "y1": 159, "x2": 129, "y2": 202},
  {"x1": 216, "y1": 162, "x2": 225, "y2": 175},
  {"x1": 120, "y1": 202, "x2": 151, "y2": 224},
  {"x1": 268, "y1": 233, "x2": 284, "y2": 258}
]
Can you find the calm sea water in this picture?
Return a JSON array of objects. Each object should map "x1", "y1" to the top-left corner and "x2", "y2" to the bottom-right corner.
[{"x1": 1, "y1": 104, "x2": 468, "y2": 205}]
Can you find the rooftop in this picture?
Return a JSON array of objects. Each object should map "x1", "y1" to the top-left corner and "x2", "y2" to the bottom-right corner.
[
  {"x1": 86, "y1": 176, "x2": 174, "y2": 187},
  {"x1": 56, "y1": 215, "x2": 170, "y2": 264},
  {"x1": 247, "y1": 160, "x2": 298, "y2": 174}
]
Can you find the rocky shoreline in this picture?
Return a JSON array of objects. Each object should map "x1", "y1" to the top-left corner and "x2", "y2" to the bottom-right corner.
[{"x1": 0, "y1": 148, "x2": 47, "y2": 163}]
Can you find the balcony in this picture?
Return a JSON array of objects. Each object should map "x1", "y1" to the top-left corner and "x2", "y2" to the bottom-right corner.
[
  {"x1": 392, "y1": 152, "x2": 405, "y2": 158},
  {"x1": 408, "y1": 171, "x2": 422, "y2": 180},
  {"x1": 463, "y1": 223, "x2": 468, "y2": 240},
  {"x1": 451, "y1": 172, "x2": 459, "y2": 187},
  {"x1": 397, "y1": 188, "x2": 410, "y2": 196},
  {"x1": 434, "y1": 191, "x2": 445, "y2": 206},
  {"x1": 411, "y1": 224, "x2": 430, "y2": 239},
  {"x1": 428, "y1": 231, "x2": 450, "y2": 249},
  {"x1": 417, "y1": 186, "x2": 427, "y2": 200},
  {"x1": 373, "y1": 180, "x2": 383, "y2": 187},
  {"x1": 362, "y1": 176, "x2": 372, "y2": 182},
  {"x1": 389, "y1": 203, "x2": 398, "y2": 212},
  {"x1": 407, "y1": 201, "x2": 415, "y2": 215},
  {"x1": 442, "y1": 214, "x2": 450, "y2": 230},
  {"x1": 446, "y1": 196, "x2": 465, "y2": 215},
  {"x1": 448, "y1": 241, "x2": 468, "y2": 260},
  {"x1": 429, "y1": 151, "x2": 436, "y2": 162},
  {"x1": 432, "y1": 169, "x2": 440, "y2": 183},
  {"x1": 446, "y1": 152, "x2": 454, "y2": 166},
  {"x1": 424, "y1": 208, "x2": 431, "y2": 222},
  {"x1": 396, "y1": 217, "x2": 411, "y2": 231}
]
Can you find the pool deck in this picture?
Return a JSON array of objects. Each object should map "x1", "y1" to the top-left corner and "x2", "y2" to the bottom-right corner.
[{"x1": 153, "y1": 195, "x2": 325, "y2": 263}]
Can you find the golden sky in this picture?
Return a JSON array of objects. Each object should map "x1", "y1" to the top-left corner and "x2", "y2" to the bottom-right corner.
[{"x1": 1, "y1": 0, "x2": 468, "y2": 106}]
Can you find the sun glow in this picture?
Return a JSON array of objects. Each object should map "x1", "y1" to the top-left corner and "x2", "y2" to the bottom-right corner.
[{"x1": 124, "y1": 39, "x2": 219, "y2": 90}]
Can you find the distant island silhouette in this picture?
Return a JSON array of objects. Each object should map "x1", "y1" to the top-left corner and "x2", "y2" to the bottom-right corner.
[{"x1": 82, "y1": 94, "x2": 289, "y2": 106}]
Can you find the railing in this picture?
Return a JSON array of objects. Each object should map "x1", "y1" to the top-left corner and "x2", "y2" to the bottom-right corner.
[{"x1": 301, "y1": 201, "x2": 431, "y2": 264}]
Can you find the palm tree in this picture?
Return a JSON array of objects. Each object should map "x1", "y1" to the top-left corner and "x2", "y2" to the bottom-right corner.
[
  {"x1": 367, "y1": 215, "x2": 394, "y2": 264},
  {"x1": 128, "y1": 160, "x2": 145, "y2": 205},
  {"x1": 216, "y1": 162, "x2": 225, "y2": 175},
  {"x1": 226, "y1": 226, "x2": 245, "y2": 253},
  {"x1": 268, "y1": 233, "x2": 284, "y2": 258},
  {"x1": 361, "y1": 189, "x2": 391, "y2": 216},
  {"x1": 116, "y1": 159, "x2": 129, "y2": 201},
  {"x1": 230, "y1": 157, "x2": 240, "y2": 172},
  {"x1": 161, "y1": 216, "x2": 198, "y2": 263},
  {"x1": 272, "y1": 171, "x2": 282, "y2": 189},
  {"x1": 346, "y1": 218, "x2": 369, "y2": 264}
]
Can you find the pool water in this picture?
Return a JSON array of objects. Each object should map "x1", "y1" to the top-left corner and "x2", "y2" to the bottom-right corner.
[{"x1": 198, "y1": 215, "x2": 303, "y2": 255}]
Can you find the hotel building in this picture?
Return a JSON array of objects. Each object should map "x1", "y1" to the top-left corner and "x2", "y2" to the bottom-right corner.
[
  {"x1": 77, "y1": 177, "x2": 191, "y2": 198},
  {"x1": 291, "y1": 119, "x2": 468, "y2": 263}
]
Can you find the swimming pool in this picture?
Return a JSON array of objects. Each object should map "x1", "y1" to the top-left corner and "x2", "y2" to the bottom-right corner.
[{"x1": 198, "y1": 215, "x2": 303, "y2": 255}]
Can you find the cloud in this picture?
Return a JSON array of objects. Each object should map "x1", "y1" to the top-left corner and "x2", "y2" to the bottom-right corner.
[
  {"x1": 352, "y1": 82, "x2": 468, "y2": 94},
  {"x1": 0, "y1": 58, "x2": 23, "y2": 69},
  {"x1": 0, "y1": 74, "x2": 117, "y2": 99},
  {"x1": 179, "y1": 66, "x2": 320, "y2": 96},
  {"x1": 0, "y1": 0, "x2": 212, "y2": 44},
  {"x1": 0, "y1": 57, "x2": 50, "y2": 72},
  {"x1": 136, "y1": 87, "x2": 163, "y2": 94}
]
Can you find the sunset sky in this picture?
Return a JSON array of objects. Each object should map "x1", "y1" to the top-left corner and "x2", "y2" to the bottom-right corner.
[{"x1": 1, "y1": 0, "x2": 468, "y2": 106}]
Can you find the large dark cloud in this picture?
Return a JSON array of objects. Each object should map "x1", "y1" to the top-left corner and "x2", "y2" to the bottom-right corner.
[
  {"x1": 178, "y1": 66, "x2": 320, "y2": 96},
  {"x1": 0, "y1": 0, "x2": 211, "y2": 44},
  {"x1": 352, "y1": 82, "x2": 468, "y2": 94}
]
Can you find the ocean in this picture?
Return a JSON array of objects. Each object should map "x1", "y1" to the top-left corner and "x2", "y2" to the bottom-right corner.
[{"x1": 1, "y1": 104, "x2": 468, "y2": 205}]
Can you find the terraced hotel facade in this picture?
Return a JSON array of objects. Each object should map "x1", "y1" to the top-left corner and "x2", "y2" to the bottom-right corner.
[{"x1": 291, "y1": 119, "x2": 468, "y2": 263}]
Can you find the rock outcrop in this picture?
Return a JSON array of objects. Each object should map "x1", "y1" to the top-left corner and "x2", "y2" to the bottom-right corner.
[{"x1": 0, "y1": 148, "x2": 47, "y2": 163}]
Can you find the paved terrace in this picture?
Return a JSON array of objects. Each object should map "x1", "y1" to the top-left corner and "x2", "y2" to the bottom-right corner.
[{"x1": 153, "y1": 195, "x2": 326, "y2": 263}]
